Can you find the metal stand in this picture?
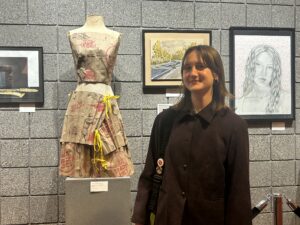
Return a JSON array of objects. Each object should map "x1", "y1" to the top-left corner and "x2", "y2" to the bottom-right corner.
[
  {"x1": 284, "y1": 195, "x2": 300, "y2": 218},
  {"x1": 273, "y1": 193, "x2": 283, "y2": 225},
  {"x1": 252, "y1": 193, "x2": 300, "y2": 222},
  {"x1": 251, "y1": 195, "x2": 271, "y2": 219}
]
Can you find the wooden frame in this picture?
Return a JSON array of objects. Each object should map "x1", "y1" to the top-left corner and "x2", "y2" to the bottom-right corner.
[
  {"x1": 230, "y1": 27, "x2": 295, "y2": 121},
  {"x1": 0, "y1": 46, "x2": 44, "y2": 104},
  {"x1": 143, "y1": 30, "x2": 211, "y2": 89}
]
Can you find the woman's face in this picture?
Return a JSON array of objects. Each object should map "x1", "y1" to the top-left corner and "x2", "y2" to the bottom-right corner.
[
  {"x1": 182, "y1": 50, "x2": 216, "y2": 96},
  {"x1": 254, "y1": 51, "x2": 274, "y2": 88}
]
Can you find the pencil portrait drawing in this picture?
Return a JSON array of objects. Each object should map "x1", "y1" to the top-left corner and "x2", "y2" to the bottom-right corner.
[
  {"x1": 235, "y1": 45, "x2": 290, "y2": 115},
  {"x1": 230, "y1": 27, "x2": 295, "y2": 121}
]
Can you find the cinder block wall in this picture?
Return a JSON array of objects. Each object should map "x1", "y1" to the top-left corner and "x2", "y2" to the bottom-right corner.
[{"x1": 0, "y1": 0, "x2": 299, "y2": 224}]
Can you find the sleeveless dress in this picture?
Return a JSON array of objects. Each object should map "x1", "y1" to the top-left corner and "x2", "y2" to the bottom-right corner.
[{"x1": 59, "y1": 31, "x2": 134, "y2": 177}]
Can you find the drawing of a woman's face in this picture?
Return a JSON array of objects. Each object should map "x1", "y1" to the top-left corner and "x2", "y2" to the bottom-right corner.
[{"x1": 254, "y1": 51, "x2": 274, "y2": 88}]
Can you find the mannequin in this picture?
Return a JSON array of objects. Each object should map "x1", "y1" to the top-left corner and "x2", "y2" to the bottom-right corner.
[
  {"x1": 59, "y1": 16, "x2": 134, "y2": 178},
  {"x1": 68, "y1": 15, "x2": 121, "y2": 86},
  {"x1": 69, "y1": 15, "x2": 120, "y2": 38}
]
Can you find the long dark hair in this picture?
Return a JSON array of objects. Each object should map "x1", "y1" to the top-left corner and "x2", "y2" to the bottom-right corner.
[{"x1": 174, "y1": 45, "x2": 231, "y2": 111}]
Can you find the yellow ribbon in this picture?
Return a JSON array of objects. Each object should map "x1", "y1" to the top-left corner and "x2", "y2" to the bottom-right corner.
[
  {"x1": 150, "y1": 212, "x2": 155, "y2": 225},
  {"x1": 93, "y1": 129, "x2": 108, "y2": 170},
  {"x1": 102, "y1": 95, "x2": 119, "y2": 118}
]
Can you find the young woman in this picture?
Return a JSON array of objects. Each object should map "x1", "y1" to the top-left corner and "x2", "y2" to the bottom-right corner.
[{"x1": 132, "y1": 45, "x2": 252, "y2": 225}]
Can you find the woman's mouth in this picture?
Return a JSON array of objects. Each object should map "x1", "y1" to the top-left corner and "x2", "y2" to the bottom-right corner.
[
  {"x1": 189, "y1": 80, "x2": 199, "y2": 85},
  {"x1": 256, "y1": 77, "x2": 266, "y2": 83}
]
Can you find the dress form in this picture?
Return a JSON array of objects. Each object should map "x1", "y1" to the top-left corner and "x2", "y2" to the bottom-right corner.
[
  {"x1": 59, "y1": 16, "x2": 133, "y2": 178},
  {"x1": 68, "y1": 15, "x2": 121, "y2": 88},
  {"x1": 69, "y1": 15, "x2": 120, "y2": 39}
]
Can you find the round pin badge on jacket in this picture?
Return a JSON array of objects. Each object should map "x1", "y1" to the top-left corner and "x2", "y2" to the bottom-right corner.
[{"x1": 157, "y1": 158, "x2": 164, "y2": 167}]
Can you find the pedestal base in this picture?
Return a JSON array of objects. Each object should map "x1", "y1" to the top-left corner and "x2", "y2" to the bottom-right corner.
[{"x1": 65, "y1": 177, "x2": 131, "y2": 225}]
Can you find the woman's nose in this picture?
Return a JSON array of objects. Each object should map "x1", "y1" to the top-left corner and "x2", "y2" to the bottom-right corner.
[
  {"x1": 255, "y1": 67, "x2": 262, "y2": 77},
  {"x1": 263, "y1": 69, "x2": 268, "y2": 77},
  {"x1": 258, "y1": 66, "x2": 266, "y2": 76},
  {"x1": 190, "y1": 66, "x2": 198, "y2": 75}
]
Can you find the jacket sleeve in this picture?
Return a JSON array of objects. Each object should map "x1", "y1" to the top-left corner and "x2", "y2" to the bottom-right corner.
[
  {"x1": 131, "y1": 114, "x2": 161, "y2": 224},
  {"x1": 225, "y1": 118, "x2": 252, "y2": 225}
]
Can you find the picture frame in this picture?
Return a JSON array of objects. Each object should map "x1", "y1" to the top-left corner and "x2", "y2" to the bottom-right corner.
[
  {"x1": 143, "y1": 30, "x2": 211, "y2": 89},
  {"x1": 0, "y1": 46, "x2": 44, "y2": 104},
  {"x1": 229, "y1": 27, "x2": 295, "y2": 121}
]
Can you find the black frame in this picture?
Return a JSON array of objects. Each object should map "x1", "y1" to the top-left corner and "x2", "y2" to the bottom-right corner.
[
  {"x1": 142, "y1": 30, "x2": 211, "y2": 90},
  {"x1": 0, "y1": 46, "x2": 44, "y2": 104},
  {"x1": 229, "y1": 27, "x2": 295, "y2": 121}
]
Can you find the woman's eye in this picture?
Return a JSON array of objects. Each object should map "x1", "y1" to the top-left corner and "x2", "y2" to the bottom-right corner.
[
  {"x1": 183, "y1": 64, "x2": 207, "y2": 72},
  {"x1": 266, "y1": 66, "x2": 274, "y2": 73},
  {"x1": 183, "y1": 65, "x2": 192, "y2": 71},
  {"x1": 195, "y1": 64, "x2": 206, "y2": 70},
  {"x1": 255, "y1": 62, "x2": 261, "y2": 67}
]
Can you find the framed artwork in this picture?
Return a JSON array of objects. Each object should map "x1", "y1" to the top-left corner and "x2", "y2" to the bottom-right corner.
[
  {"x1": 0, "y1": 47, "x2": 44, "y2": 104},
  {"x1": 230, "y1": 27, "x2": 295, "y2": 121},
  {"x1": 143, "y1": 30, "x2": 211, "y2": 89}
]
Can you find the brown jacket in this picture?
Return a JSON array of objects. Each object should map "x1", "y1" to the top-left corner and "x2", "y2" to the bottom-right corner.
[{"x1": 132, "y1": 104, "x2": 252, "y2": 225}]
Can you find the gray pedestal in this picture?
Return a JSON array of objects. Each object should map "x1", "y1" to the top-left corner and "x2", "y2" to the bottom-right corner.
[{"x1": 65, "y1": 177, "x2": 131, "y2": 225}]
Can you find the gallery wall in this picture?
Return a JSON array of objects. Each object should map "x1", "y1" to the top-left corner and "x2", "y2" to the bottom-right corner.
[{"x1": 0, "y1": 0, "x2": 299, "y2": 224}]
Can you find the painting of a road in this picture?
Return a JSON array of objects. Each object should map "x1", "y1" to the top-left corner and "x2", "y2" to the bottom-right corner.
[
  {"x1": 151, "y1": 60, "x2": 181, "y2": 80},
  {"x1": 143, "y1": 31, "x2": 211, "y2": 88},
  {"x1": 150, "y1": 39, "x2": 202, "y2": 81}
]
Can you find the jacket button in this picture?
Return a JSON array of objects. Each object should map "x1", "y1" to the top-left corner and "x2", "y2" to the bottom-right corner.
[
  {"x1": 181, "y1": 192, "x2": 186, "y2": 197},
  {"x1": 183, "y1": 164, "x2": 187, "y2": 170}
]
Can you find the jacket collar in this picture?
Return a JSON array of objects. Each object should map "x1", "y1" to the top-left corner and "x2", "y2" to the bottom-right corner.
[{"x1": 176, "y1": 102, "x2": 216, "y2": 124}]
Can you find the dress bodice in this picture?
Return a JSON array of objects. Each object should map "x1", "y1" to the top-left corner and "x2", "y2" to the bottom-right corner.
[{"x1": 69, "y1": 32, "x2": 120, "y2": 85}]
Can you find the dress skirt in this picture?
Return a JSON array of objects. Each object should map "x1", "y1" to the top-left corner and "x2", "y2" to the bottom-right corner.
[{"x1": 59, "y1": 84, "x2": 134, "y2": 177}]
